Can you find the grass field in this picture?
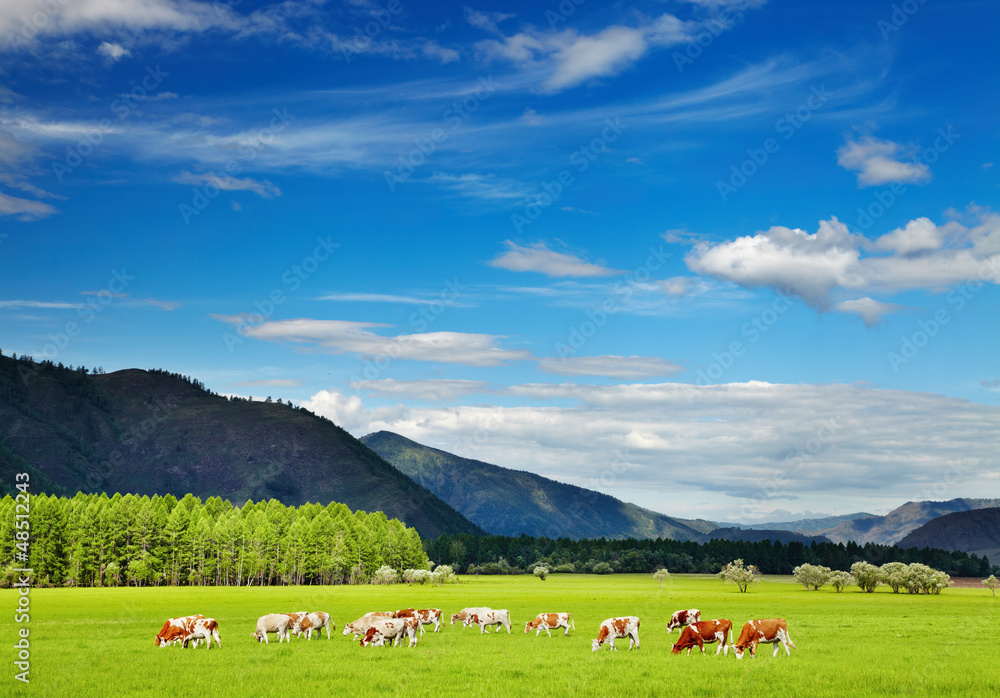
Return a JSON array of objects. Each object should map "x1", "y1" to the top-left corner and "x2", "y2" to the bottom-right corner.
[{"x1": 3, "y1": 574, "x2": 998, "y2": 696}]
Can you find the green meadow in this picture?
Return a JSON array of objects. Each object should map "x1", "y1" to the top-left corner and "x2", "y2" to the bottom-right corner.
[{"x1": 2, "y1": 574, "x2": 997, "y2": 696}]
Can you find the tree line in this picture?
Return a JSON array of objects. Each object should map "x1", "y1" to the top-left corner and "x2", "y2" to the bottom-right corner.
[
  {"x1": 0, "y1": 492, "x2": 428, "y2": 588},
  {"x1": 425, "y1": 531, "x2": 995, "y2": 578}
]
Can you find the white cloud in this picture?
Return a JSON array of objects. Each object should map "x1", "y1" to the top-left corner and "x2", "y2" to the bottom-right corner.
[
  {"x1": 489, "y1": 240, "x2": 624, "y2": 278},
  {"x1": 310, "y1": 380, "x2": 1000, "y2": 522},
  {"x1": 537, "y1": 355, "x2": 684, "y2": 379},
  {"x1": 0, "y1": 191, "x2": 59, "y2": 221},
  {"x1": 520, "y1": 107, "x2": 544, "y2": 125},
  {"x1": 835, "y1": 297, "x2": 904, "y2": 327},
  {"x1": 173, "y1": 171, "x2": 281, "y2": 198},
  {"x1": 0, "y1": 300, "x2": 85, "y2": 309},
  {"x1": 350, "y1": 378, "x2": 489, "y2": 402},
  {"x1": 658, "y1": 277, "x2": 691, "y2": 297},
  {"x1": 429, "y1": 173, "x2": 533, "y2": 202},
  {"x1": 300, "y1": 389, "x2": 372, "y2": 434},
  {"x1": 686, "y1": 208, "x2": 1000, "y2": 315},
  {"x1": 837, "y1": 136, "x2": 931, "y2": 187},
  {"x1": 213, "y1": 317, "x2": 533, "y2": 367},
  {"x1": 464, "y1": 8, "x2": 515, "y2": 35},
  {"x1": 97, "y1": 41, "x2": 131, "y2": 61}
]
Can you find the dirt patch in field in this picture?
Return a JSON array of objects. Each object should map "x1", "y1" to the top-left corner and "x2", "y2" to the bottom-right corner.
[{"x1": 949, "y1": 577, "x2": 991, "y2": 589}]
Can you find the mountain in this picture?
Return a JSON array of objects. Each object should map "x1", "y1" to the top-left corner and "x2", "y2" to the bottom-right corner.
[
  {"x1": 898, "y1": 508, "x2": 1000, "y2": 563},
  {"x1": 818, "y1": 499, "x2": 1000, "y2": 546},
  {"x1": 741, "y1": 512, "x2": 874, "y2": 535},
  {"x1": 694, "y1": 527, "x2": 831, "y2": 546},
  {"x1": 0, "y1": 354, "x2": 481, "y2": 538},
  {"x1": 359, "y1": 430, "x2": 718, "y2": 540}
]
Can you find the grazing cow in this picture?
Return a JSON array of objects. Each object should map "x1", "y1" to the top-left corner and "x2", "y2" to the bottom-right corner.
[
  {"x1": 396, "y1": 608, "x2": 442, "y2": 633},
  {"x1": 451, "y1": 607, "x2": 491, "y2": 628},
  {"x1": 670, "y1": 619, "x2": 733, "y2": 656},
  {"x1": 293, "y1": 612, "x2": 333, "y2": 640},
  {"x1": 591, "y1": 617, "x2": 640, "y2": 652},
  {"x1": 733, "y1": 619, "x2": 797, "y2": 659},
  {"x1": 182, "y1": 618, "x2": 221, "y2": 649},
  {"x1": 154, "y1": 615, "x2": 204, "y2": 647},
  {"x1": 283, "y1": 612, "x2": 308, "y2": 638},
  {"x1": 465, "y1": 609, "x2": 511, "y2": 635},
  {"x1": 666, "y1": 609, "x2": 701, "y2": 634},
  {"x1": 525, "y1": 613, "x2": 575, "y2": 637},
  {"x1": 252, "y1": 614, "x2": 292, "y2": 644},
  {"x1": 360, "y1": 619, "x2": 416, "y2": 648},
  {"x1": 343, "y1": 612, "x2": 395, "y2": 639}
]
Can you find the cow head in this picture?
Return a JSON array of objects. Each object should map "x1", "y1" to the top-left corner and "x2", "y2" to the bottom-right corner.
[
  {"x1": 733, "y1": 644, "x2": 752, "y2": 659},
  {"x1": 450, "y1": 613, "x2": 464, "y2": 625},
  {"x1": 591, "y1": 639, "x2": 603, "y2": 652},
  {"x1": 360, "y1": 628, "x2": 378, "y2": 647}
]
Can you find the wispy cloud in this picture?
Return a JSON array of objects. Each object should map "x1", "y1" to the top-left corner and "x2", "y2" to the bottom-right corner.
[
  {"x1": 489, "y1": 241, "x2": 624, "y2": 278},
  {"x1": 538, "y1": 355, "x2": 684, "y2": 379},
  {"x1": 837, "y1": 135, "x2": 931, "y2": 187},
  {"x1": 173, "y1": 171, "x2": 281, "y2": 198}
]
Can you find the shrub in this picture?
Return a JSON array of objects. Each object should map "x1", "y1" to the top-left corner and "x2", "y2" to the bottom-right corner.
[
  {"x1": 719, "y1": 559, "x2": 761, "y2": 593},
  {"x1": 432, "y1": 564, "x2": 456, "y2": 585},
  {"x1": 553, "y1": 563, "x2": 575, "y2": 573},
  {"x1": 793, "y1": 563, "x2": 832, "y2": 590},
  {"x1": 372, "y1": 565, "x2": 399, "y2": 585},
  {"x1": 403, "y1": 568, "x2": 431, "y2": 585},
  {"x1": 592, "y1": 562, "x2": 613, "y2": 575},
  {"x1": 652, "y1": 568, "x2": 670, "y2": 588},
  {"x1": 829, "y1": 570, "x2": 855, "y2": 593},
  {"x1": 851, "y1": 561, "x2": 881, "y2": 593},
  {"x1": 879, "y1": 561, "x2": 908, "y2": 593},
  {"x1": 533, "y1": 566, "x2": 548, "y2": 581}
]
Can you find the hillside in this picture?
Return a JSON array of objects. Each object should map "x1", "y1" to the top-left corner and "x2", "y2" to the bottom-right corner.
[
  {"x1": 818, "y1": 499, "x2": 1000, "y2": 546},
  {"x1": 741, "y1": 512, "x2": 874, "y2": 535},
  {"x1": 360, "y1": 430, "x2": 718, "y2": 541},
  {"x1": 0, "y1": 354, "x2": 482, "y2": 538},
  {"x1": 694, "y1": 527, "x2": 831, "y2": 546},
  {"x1": 898, "y1": 508, "x2": 1000, "y2": 563}
]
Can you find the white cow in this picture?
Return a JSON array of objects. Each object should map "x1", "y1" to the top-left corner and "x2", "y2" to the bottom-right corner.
[
  {"x1": 182, "y1": 617, "x2": 222, "y2": 649},
  {"x1": 252, "y1": 614, "x2": 292, "y2": 644},
  {"x1": 525, "y1": 612, "x2": 575, "y2": 637},
  {"x1": 395, "y1": 608, "x2": 442, "y2": 633},
  {"x1": 293, "y1": 612, "x2": 333, "y2": 640},
  {"x1": 343, "y1": 612, "x2": 395, "y2": 638},
  {"x1": 360, "y1": 618, "x2": 417, "y2": 648},
  {"x1": 591, "y1": 616, "x2": 640, "y2": 652},
  {"x1": 465, "y1": 609, "x2": 511, "y2": 635},
  {"x1": 451, "y1": 607, "x2": 491, "y2": 628}
]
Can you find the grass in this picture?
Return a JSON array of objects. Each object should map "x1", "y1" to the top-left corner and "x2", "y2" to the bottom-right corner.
[{"x1": 3, "y1": 574, "x2": 998, "y2": 696}]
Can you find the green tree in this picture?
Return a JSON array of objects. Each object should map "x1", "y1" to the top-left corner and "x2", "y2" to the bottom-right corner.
[
  {"x1": 719, "y1": 559, "x2": 761, "y2": 593},
  {"x1": 653, "y1": 568, "x2": 670, "y2": 588}
]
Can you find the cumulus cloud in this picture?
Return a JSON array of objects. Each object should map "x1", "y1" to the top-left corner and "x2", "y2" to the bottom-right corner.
[
  {"x1": 537, "y1": 355, "x2": 683, "y2": 379},
  {"x1": 837, "y1": 136, "x2": 931, "y2": 187},
  {"x1": 686, "y1": 208, "x2": 1000, "y2": 316},
  {"x1": 300, "y1": 389, "x2": 371, "y2": 434},
  {"x1": 489, "y1": 240, "x2": 624, "y2": 278},
  {"x1": 97, "y1": 41, "x2": 131, "y2": 61},
  {"x1": 306, "y1": 380, "x2": 1000, "y2": 522},
  {"x1": 212, "y1": 317, "x2": 533, "y2": 367},
  {"x1": 835, "y1": 297, "x2": 904, "y2": 327}
]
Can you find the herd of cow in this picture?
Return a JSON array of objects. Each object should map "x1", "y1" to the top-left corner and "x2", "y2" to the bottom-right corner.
[{"x1": 152, "y1": 606, "x2": 797, "y2": 659}]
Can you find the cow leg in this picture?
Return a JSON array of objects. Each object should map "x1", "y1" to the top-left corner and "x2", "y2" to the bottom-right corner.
[
  {"x1": 772, "y1": 643, "x2": 780, "y2": 658},
  {"x1": 609, "y1": 638, "x2": 617, "y2": 651}
]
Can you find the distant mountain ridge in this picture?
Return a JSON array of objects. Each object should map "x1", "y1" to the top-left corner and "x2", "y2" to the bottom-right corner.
[
  {"x1": 360, "y1": 430, "x2": 718, "y2": 541},
  {"x1": 695, "y1": 527, "x2": 832, "y2": 546},
  {"x1": 898, "y1": 508, "x2": 1000, "y2": 563},
  {"x1": 0, "y1": 354, "x2": 482, "y2": 538}
]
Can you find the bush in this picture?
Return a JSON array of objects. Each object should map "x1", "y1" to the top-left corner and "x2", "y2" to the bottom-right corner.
[
  {"x1": 983, "y1": 574, "x2": 998, "y2": 597},
  {"x1": 477, "y1": 562, "x2": 503, "y2": 575},
  {"x1": 533, "y1": 566, "x2": 549, "y2": 581},
  {"x1": 793, "y1": 563, "x2": 832, "y2": 590},
  {"x1": 829, "y1": 570, "x2": 855, "y2": 593},
  {"x1": 592, "y1": 562, "x2": 613, "y2": 575},
  {"x1": 719, "y1": 559, "x2": 761, "y2": 593},
  {"x1": 372, "y1": 565, "x2": 399, "y2": 585},
  {"x1": 432, "y1": 564, "x2": 456, "y2": 585},
  {"x1": 879, "y1": 561, "x2": 908, "y2": 593},
  {"x1": 553, "y1": 563, "x2": 575, "y2": 573},
  {"x1": 403, "y1": 568, "x2": 431, "y2": 585},
  {"x1": 851, "y1": 561, "x2": 881, "y2": 593},
  {"x1": 653, "y1": 568, "x2": 670, "y2": 588}
]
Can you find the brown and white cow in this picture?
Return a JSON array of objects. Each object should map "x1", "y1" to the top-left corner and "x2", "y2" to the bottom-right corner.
[
  {"x1": 525, "y1": 613, "x2": 575, "y2": 637},
  {"x1": 465, "y1": 609, "x2": 511, "y2": 635},
  {"x1": 670, "y1": 619, "x2": 733, "y2": 656},
  {"x1": 451, "y1": 607, "x2": 491, "y2": 628},
  {"x1": 154, "y1": 614, "x2": 204, "y2": 647},
  {"x1": 591, "y1": 616, "x2": 640, "y2": 652},
  {"x1": 359, "y1": 618, "x2": 418, "y2": 648},
  {"x1": 182, "y1": 617, "x2": 221, "y2": 649},
  {"x1": 252, "y1": 614, "x2": 292, "y2": 644},
  {"x1": 396, "y1": 608, "x2": 442, "y2": 633},
  {"x1": 343, "y1": 612, "x2": 395, "y2": 638},
  {"x1": 666, "y1": 608, "x2": 701, "y2": 634},
  {"x1": 733, "y1": 619, "x2": 797, "y2": 659},
  {"x1": 292, "y1": 612, "x2": 333, "y2": 640}
]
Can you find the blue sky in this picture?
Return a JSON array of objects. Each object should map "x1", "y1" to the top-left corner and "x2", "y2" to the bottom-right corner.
[{"x1": 1, "y1": 0, "x2": 998, "y2": 523}]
